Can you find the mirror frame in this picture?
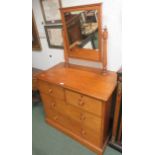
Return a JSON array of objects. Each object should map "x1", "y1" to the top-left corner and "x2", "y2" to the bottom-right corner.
[{"x1": 60, "y1": 3, "x2": 103, "y2": 62}]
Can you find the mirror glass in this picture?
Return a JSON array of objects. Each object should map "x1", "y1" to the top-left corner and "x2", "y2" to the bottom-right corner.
[{"x1": 64, "y1": 10, "x2": 99, "y2": 51}]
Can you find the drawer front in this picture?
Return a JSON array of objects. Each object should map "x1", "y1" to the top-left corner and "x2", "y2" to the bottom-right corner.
[
  {"x1": 65, "y1": 90, "x2": 102, "y2": 116},
  {"x1": 38, "y1": 80, "x2": 64, "y2": 100}
]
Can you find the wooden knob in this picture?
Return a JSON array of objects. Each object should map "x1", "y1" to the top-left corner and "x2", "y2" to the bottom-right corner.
[
  {"x1": 78, "y1": 100, "x2": 84, "y2": 106},
  {"x1": 51, "y1": 102, "x2": 56, "y2": 108},
  {"x1": 81, "y1": 130, "x2": 86, "y2": 135},
  {"x1": 49, "y1": 88, "x2": 53, "y2": 94},
  {"x1": 54, "y1": 115, "x2": 58, "y2": 120},
  {"x1": 80, "y1": 114, "x2": 86, "y2": 120}
]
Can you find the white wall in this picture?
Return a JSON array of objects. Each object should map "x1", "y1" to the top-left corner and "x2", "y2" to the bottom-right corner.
[{"x1": 32, "y1": 0, "x2": 121, "y2": 71}]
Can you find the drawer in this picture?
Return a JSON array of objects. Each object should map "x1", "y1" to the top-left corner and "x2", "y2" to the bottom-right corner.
[
  {"x1": 65, "y1": 90, "x2": 102, "y2": 116},
  {"x1": 38, "y1": 80, "x2": 64, "y2": 100}
]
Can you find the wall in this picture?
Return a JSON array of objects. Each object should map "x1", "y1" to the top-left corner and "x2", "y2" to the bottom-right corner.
[{"x1": 32, "y1": 0, "x2": 121, "y2": 71}]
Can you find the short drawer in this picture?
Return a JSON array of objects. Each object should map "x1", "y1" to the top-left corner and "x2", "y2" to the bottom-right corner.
[
  {"x1": 65, "y1": 90, "x2": 102, "y2": 116},
  {"x1": 38, "y1": 80, "x2": 64, "y2": 100}
]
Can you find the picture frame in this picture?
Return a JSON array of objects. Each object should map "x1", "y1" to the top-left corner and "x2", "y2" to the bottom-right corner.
[
  {"x1": 32, "y1": 12, "x2": 42, "y2": 51},
  {"x1": 40, "y1": 0, "x2": 62, "y2": 24},
  {"x1": 44, "y1": 25, "x2": 64, "y2": 49}
]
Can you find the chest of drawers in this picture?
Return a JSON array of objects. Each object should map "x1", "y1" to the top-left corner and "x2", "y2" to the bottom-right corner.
[{"x1": 37, "y1": 63, "x2": 117, "y2": 155}]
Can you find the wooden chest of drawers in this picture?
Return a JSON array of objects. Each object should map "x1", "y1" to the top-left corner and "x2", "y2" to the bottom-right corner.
[{"x1": 37, "y1": 63, "x2": 117, "y2": 155}]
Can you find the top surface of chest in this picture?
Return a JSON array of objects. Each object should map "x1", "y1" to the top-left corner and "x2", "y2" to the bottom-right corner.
[{"x1": 37, "y1": 63, "x2": 117, "y2": 101}]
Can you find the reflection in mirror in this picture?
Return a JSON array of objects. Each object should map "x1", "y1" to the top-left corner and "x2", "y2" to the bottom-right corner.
[{"x1": 64, "y1": 10, "x2": 98, "y2": 51}]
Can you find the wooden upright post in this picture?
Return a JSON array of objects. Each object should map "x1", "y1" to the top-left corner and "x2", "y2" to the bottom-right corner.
[{"x1": 102, "y1": 27, "x2": 108, "y2": 73}]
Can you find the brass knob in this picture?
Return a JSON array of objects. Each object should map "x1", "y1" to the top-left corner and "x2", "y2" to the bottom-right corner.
[{"x1": 49, "y1": 88, "x2": 53, "y2": 94}]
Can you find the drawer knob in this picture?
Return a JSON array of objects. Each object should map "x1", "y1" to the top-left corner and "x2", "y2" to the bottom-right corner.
[
  {"x1": 51, "y1": 102, "x2": 56, "y2": 108},
  {"x1": 81, "y1": 130, "x2": 86, "y2": 135},
  {"x1": 49, "y1": 88, "x2": 53, "y2": 94},
  {"x1": 54, "y1": 115, "x2": 58, "y2": 120},
  {"x1": 78, "y1": 100, "x2": 84, "y2": 106},
  {"x1": 80, "y1": 114, "x2": 86, "y2": 120}
]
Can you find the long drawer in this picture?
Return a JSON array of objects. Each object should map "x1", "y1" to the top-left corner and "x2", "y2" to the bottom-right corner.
[
  {"x1": 65, "y1": 89, "x2": 102, "y2": 117},
  {"x1": 38, "y1": 80, "x2": 65, "y2": 100}
]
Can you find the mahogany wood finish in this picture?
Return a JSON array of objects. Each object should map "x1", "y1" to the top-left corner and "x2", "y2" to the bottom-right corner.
[{"x1": 37, "y1": 63, "x2": 117, "y2": 155}]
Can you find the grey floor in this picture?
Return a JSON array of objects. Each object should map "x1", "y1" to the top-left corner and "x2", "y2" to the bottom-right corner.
[{"x1": 32, "y1": 103, "x2": 121, "y2": 155}]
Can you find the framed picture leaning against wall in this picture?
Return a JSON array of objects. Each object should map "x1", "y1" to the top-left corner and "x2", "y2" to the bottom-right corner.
[
  {"x1": 44, "y1": 25, "x2": 64, "y2": 49},
  {"x1": 40, "y1": 0, "x2": 62, "y2": 24},
  {"x1": 32, "y1": 11, "x2": 42, "y2": 51}
]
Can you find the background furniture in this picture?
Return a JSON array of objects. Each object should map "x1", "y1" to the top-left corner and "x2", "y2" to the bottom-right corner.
[
  {"x1": 32, "y1": 68, "x2": 43, "y2": 91},
  {"x1": 32, "y1": 68, "x2": 42, "y2": 103},
  {"x1": 109, "y1": 68, "x2": 122, "y2": 152},
  {"x1": 32, "y1": 12, "x2": 42, "y2": 51}
]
